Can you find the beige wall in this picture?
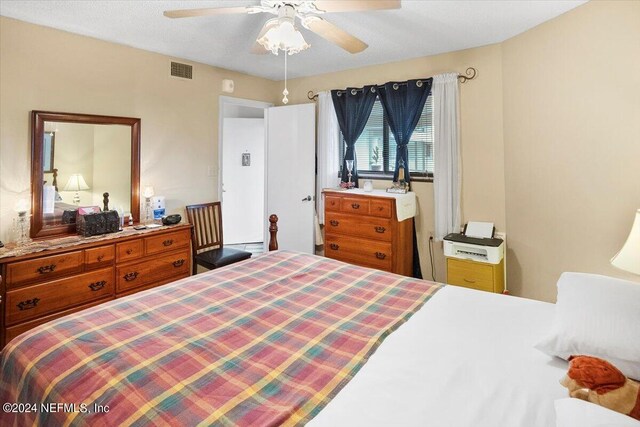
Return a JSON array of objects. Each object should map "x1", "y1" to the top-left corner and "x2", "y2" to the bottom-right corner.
[
  {"x1": 0, "y1": 17, "x2": 278, "y2": 242},
  {"x1": 502, "y1": 0, "x2": 640, "y2": 300},
  {"x1": 284, "y1": 44, "x2": 506, "y2": 283}
]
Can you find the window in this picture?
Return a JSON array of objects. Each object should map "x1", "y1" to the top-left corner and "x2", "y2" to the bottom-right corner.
[{"x1": 339, "y1": 95, "x2": 433, "y2": 179}]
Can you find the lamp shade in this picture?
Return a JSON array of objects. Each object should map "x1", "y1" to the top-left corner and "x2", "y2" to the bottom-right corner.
[
  {"x1": 63, "y1": 174, "x2": 89, "y2": 191},
  {"x1": 257, "y1": 17, "x2": 310, "y2": 55},
  {"x1": 611, "y1": 209, "x2": 640, "y2": 275},
  {"x1": 143, "y1": 186, "x2": 155, "y2": 198}
]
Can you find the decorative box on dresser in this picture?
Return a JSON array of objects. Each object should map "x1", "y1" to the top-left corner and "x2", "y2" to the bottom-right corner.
[
  {"x1": 0, "y1": 224, "x2": 191, "y2": 347},
  {"x1": 323, "y1": 189, "x2": 416, "y2": 276}
]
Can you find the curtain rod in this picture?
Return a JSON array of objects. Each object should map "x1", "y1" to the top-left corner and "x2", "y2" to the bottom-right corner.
[{"x1": 307, "y1": 67, "x2": 477, "y2": 101}]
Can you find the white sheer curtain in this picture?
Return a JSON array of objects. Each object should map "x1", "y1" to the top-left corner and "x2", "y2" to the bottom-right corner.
[
  {"x1": 316, "y1": 91, "x2": 341, "y2": 225},
  {"x1": 433, "y1": 73, "x2": 461, "y2": 241}
]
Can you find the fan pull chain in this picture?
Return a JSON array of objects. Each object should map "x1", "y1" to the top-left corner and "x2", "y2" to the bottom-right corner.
[{"x1": 282, "y1": 49, "x2": 289, "y2": 104}]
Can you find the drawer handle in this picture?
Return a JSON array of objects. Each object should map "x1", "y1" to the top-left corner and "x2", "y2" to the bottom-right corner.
[
  {"x1": 463, "y1": 278, "x2": 476, "y2": 284},
  {"x1": 375, "y1": 252, "x2": 387, "y2": 260},
  {"x1": 374, "y1": 226, "x2": 386, "y2": 233},
  {"x1": 124, "y1": 272, "x2": 139, "y2": 282},
  {"x1": 377, "y1": 206, "x2": 384, "y2": 211},
  {"x1": 88, "y1": 280, "x2": 107, "y2": 291},
  {"x1": 163, "y1": 239, "x2": 174, "y2": 247},
  {"x1": 351, "y1": 203, "x2": 360, "y2": 209},
  {"x1": 126, "y1": 249, "x2": 133, "y2": 255},
  {"x1": 97, "y1": 255, "x2": 105, "y2": 262},
  {"x1": 17, "y1": 298, "x2": 40, "y2": 311},
  {"x1": 329, "y1": 243, "x2": 339, "y2": 250},
  {"x1": 37, "y1": 264, "x2": 56, "y2": 274},
  {"x1": 330, "y1": 201, "x2": 336, "y2": 206},
  {"x1": 173, "y1": 259, "x2": 185, "y2": 267},
  {"x1": 329, "y1": 220, "x2": 339, "y2": 226}
]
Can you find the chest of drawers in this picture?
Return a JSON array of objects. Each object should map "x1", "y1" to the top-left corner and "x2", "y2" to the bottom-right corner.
[
  {"x1": 0, "y1": 224, "x2": 191, "y2": 347},
  {"x1": 446, "y1": 257, "x2": 505, "y2": 293},
  {"x1": 323, "y1": 191, "x2": 413, "y2": 276}
]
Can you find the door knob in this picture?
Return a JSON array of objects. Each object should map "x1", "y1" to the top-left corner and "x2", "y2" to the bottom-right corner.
[{"x1": 301, "y1": 195, "x2": 312, "y2": 202}]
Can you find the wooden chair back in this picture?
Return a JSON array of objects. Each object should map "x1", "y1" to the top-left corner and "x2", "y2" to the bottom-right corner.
[{"x1": 185, "y1": 202, "x2": 224, "y2": 254}]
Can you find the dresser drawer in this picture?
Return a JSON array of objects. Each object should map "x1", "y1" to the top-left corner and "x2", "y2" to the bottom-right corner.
[
  {"x1": 145, "y1": 229, "x2": 190, "y2": 256},
  {"x1": 5, "y1": 297, "x2": 113, "y2": 344},
  {"x1": 116, "y1": 249, "x2": 190, "y2": 293},
  {"x1": 85, "y1": 245, "x2": 115, "y2": 269},
  {"x1": 6, "y1": 251, "x2": 84, "y2": 288},
  {"x1": 6, "y1": 267, "x2": 114, "y2": 325},
  {"x1": 325, "y1": 213, "x2": 393, "y2": 242},
  {"x1": 447, "y1": 258, "x2": 495, "y2": 292},
  {"x1": 325, "y1": 234, "x2": 392, "y2": 271},
  {"x1": 116, "y1": 240, "x2": 143, "y2": 262},
  {"x1": 325, "y1": 195, "x2": 341, "y2": 212},
  {"x1": 370, "y1": 198, "x2": 393, "y2": 218},
  {"x1": 341, "y1": 197, "x2": 370, "y2": 215}
]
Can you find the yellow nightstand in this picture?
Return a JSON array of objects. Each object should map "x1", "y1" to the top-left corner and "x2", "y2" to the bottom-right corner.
[{"x1": 446, "y1": 257, "x2": 505, "y2": 293}]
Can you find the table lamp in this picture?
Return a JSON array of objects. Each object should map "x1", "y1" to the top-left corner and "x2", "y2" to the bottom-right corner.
[
  {"x1": 143, "y1": 186, "x2": 155, "y2": 224},
  {"x1": 64, "y1": 173, "x2": 90, "y2": 205},
  {"x1": 611, "y1": 209, "x2": 640, "y2": 275}
]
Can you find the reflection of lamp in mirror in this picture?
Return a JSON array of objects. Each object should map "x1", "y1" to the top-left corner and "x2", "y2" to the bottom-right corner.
[
  {"x1": 611, "y1": 209, "x2": 640, "y2": 275},
  {"x1": 143, "y1": 186, "x2": 154, "y2": 224},
  {"x1": 13, "y1": 199, "x2": 32, "y2": 246},
  {"x1": 63, "y1": 173, "x2": 90, "y2": 205}
]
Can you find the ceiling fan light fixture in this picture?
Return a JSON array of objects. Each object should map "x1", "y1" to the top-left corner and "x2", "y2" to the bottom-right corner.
[{"x1": 257, "y1": 16, "x2": 310, "y2": 55}]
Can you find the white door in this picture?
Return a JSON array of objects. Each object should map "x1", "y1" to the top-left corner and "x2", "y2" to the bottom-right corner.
[
  {"x1": 222, "y1": 118, "x2": 265, "y2": 244},
  {"x1": 266, "y1": 103, "x2": 315, "y2": 253}
]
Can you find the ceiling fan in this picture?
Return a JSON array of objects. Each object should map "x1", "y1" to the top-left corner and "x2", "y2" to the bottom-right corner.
[{"x1": 164, "y1": 1, "x2": 401, "y2": 55}]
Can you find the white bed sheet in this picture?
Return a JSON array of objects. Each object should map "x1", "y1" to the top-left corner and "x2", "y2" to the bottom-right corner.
[{"x1": 309, "y1": 285, "x2": 568, "y2": 427}]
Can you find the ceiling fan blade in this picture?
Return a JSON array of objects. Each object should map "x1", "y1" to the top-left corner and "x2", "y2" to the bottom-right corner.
[
  {"x1": 303, "y1": 17, "x2": 368, "y2": 54},
  {"x1": 312, "y1": 0, "x2": 400, "y2": 13},
  {"x1": 163, "y1": 7, "x2": 248, "y2": 19}
]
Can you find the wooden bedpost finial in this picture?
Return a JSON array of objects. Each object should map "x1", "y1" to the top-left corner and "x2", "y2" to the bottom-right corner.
[{"x1": 269, "y1": 214, "x2": 278, "y2": 251}]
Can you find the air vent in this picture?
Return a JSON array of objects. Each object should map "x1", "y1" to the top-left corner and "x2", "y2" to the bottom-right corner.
[{"x1": 171, "y1": 61, "x2": 193, "y2": 79}]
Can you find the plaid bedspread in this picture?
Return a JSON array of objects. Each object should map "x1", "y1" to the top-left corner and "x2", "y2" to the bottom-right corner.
[{"x1": 0, "y1": 251, "x2": 441, "y2": 426}]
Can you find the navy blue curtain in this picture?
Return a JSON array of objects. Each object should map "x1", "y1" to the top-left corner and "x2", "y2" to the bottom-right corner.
[
  {"x1": 378, "y1": 78, "x2": 433, "y2": 182},
  {"x1": 331, "y1": 86, "x2": 378, "y2": 186}
]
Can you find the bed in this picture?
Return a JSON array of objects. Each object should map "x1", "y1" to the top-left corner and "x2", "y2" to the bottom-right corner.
[{"x1": 1, "y1": 250, "x2": 638, "y2": 426}]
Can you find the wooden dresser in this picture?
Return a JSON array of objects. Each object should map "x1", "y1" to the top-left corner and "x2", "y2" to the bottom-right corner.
[
  {"x1": 323, "y1": 190, "x2": 414, "y2": 276},
  {"x1": 0, "y1": 224, "x2": 191, "y2": 347},
  {"x1": 446, "y1": 257, "x2": 505, "y2": 293}
]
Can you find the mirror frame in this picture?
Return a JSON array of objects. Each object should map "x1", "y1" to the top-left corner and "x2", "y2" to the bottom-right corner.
[{"x1": 31, "y1": 111, "x2": 141, "y2": 238}]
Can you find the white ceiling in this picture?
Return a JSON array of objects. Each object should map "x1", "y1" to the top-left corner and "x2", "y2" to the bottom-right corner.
[{"x1": 0, "y1": 0, "x2": 587, "y2": 80}]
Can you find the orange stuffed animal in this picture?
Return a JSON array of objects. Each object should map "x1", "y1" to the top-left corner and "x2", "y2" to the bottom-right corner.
[{"x1": 560, "y1": 355, "x2": 640, "y2": 421}]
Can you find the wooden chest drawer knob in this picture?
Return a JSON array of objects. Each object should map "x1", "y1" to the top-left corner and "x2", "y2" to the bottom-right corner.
[
  {"x1": 126, "y1": 249, "x2": 133, "y2": 255},
  {"x1": 329, "y1": 243, "x2": 340, "y2": 250},
  {"x1": 37, "y1": 264, "x2": 56, "y2": 274},
  {"x1": 377, "y1": 206, "x2": 384, "y2": 211},
  {"x1": 329, "y1": 220, "x2": 339, "y2": 226},
  {"x1": 97, "y1": 255, "x2": 105, "y2": 262},
  {"x1": 163, "y1": 239, "x2": 173, "y2": 247},
  {"x1": 374, "y1": 226, "x2": 386, "y2": 233},
  {"x1": 375, "y1": 252, "x2": 387, "y2": 260},
  {"x1": 17, "y1": 298, "x2": 40, "y2": 311},
  {"x1": 351, "y1": 203, "x2": 360, "y2": 209},
  {"x1": 172, "y1": 259, "x2": 185, "y2": 267},
  {"x1": 88, "y1": 281, "x2": 107, "y2": 291},
  {"x1": 124, "y1": 272, "x2": 139, "y2": 282}
]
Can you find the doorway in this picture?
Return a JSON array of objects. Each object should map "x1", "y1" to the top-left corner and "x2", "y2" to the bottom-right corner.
[{"x1": 219, "y1": 96, "x2": 273, "y2": 253}]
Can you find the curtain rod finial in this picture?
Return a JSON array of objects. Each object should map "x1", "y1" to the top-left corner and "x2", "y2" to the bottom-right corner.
[{"x1": 458, "y1": 67, "x2": 477, "y2": 83}]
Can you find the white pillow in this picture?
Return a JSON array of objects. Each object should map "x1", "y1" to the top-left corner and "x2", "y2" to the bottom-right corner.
[
  {"x1": 535, "y1": 272, "x2": 640, "y2": 380},
  {"x1": 555, "y1": 398, "x2": 640, "y2": 427}
]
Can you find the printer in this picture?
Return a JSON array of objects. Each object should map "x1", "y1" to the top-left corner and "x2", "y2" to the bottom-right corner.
[{"x1": 443, "y1": 222, "x2": 504, "y2": 265}]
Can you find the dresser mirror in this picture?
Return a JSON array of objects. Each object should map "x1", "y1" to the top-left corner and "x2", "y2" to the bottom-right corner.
[{"x1": 31, "y1": 111, "x2": 141, "y2": 238}]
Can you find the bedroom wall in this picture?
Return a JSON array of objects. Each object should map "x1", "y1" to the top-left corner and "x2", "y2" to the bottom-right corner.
[
  {"x1": 283, "y1": 44, "x2": 506, "y2": 283},
  {"x1": 0, "y1": 16, "x2": 279, "y2": 242},
  {"x1": 501, "y1": 0, "x2": 640, "y2": 301}
]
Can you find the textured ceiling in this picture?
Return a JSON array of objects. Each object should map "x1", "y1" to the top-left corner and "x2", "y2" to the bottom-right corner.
[{"x1": 0, "y1": 0, "x2": 587, "y2": 80}]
